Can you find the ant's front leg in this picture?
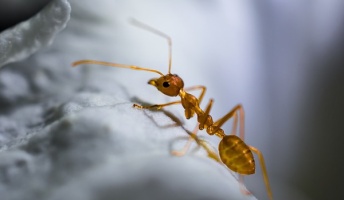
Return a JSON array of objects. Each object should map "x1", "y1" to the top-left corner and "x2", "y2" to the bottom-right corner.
[{"x1": 133, "y1": 101, "x2": 181, "y2": 110}]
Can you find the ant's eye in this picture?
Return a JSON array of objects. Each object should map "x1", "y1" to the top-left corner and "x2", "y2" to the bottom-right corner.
[{"x1": 163, "y1": 81, "x2": 170, "y2": 88}]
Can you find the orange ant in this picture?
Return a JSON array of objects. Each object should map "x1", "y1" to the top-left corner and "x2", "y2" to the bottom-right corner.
[{"x1": 72, "y1": 19, "x2": 273, "y2": 200}]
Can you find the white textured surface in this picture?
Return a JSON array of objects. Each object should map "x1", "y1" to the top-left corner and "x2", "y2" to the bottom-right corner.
[
  {"x1": 0, "y1": 98, "x2": 253, "y2": 200},
  {"x1": 0, "y1": 0, "x2": 257, "y2": 200}
]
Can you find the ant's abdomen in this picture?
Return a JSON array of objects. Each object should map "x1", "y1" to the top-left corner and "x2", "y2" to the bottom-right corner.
[{"x1": 218, "y1": 135, "x2": 255, "y2": 175}]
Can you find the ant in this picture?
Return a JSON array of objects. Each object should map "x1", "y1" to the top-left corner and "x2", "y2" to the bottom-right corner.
[{"x1": 72, "y1": 19, "x2": 273, "y2": 200}]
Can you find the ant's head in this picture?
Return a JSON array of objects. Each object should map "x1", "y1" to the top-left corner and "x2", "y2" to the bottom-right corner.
[{"x1": 148, "y1": 74, "x2": 184, "y2": 96}]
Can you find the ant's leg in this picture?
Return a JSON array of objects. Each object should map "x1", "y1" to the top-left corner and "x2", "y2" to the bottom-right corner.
[
  {"x1": 133, "y1": 101, "x2": 181, "y2": 110},
  {"x1": 238, "y1": 175, "x2": 252, "y2": 196},
  {"x1": 197, "y1": 138, "x2": 220, "y2": 162},
  {"x1": 184, "y1": 85, "x2": 207, "y2": 105},
  {"x1": 214, "y1": 106, "x2": 272, "y2": 198},
  {"x1": 231, "y1": 111, "x2": 239, "y2": 136},
  {"x1": 249, "y1": 145, "x2": 273, "y2": 200},
  {"x1": 172, "y1": 98, "x2": 219, "y2": 158},
  {"x1": 212, "y1": 105, "x2": 245, "y2": 195},
  {"x1": 172, "y1": 125, "x2": 220, "y2": 162},
  {"x1": 133, "y1": 85, "x2": 206, "y2": 111},
  {"x1": 172, "y1": 124, "x2": 199, "y2": 156},
  {"x1": 212, "y1": 104, "x2": 245, "y2": 140}
]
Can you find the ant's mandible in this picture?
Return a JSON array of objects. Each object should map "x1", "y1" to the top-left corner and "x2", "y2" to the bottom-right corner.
[{"x1": 72, "y1": 19, "x2": 273, "y2": 200}]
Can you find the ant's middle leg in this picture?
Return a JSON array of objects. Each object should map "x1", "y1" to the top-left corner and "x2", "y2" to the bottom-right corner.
[
  {"x1": 172, "y1": 124, "x2": 220, "y2": 162},
  {"x1": 172, "y1": 124, "x2": 199, "y2": 156}
]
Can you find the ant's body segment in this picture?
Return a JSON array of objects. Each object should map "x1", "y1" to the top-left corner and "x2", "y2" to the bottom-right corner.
[{"x1": 72, "y1": 19, "x2": 273, "y2": 200}]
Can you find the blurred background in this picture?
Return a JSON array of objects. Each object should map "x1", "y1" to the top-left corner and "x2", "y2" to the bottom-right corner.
[
  {"x1": 1, "y1": 0, "x2": 344, "y2": 199},
  {"x1": 0, "y1": 0, "x2": 51, "y2": 31}
]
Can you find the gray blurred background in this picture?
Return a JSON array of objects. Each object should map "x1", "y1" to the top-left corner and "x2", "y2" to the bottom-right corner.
[
  {"x1": 1, "y1": 0, "x2": 343, "y2": 199},
  {"x1": 0, "y1": 0, "x2": 51, "y2": 31}
]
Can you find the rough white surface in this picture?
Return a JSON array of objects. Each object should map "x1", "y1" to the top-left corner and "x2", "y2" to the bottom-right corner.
[
  {"x1": 0, "y1": 0, "x2": 257, "y2": 200},
  {"x1": 0, "y1": 0, "x2": 70, "y2": 68},
  {"x1": 0, "y1": 92, "x2": 256, "y2": 200}
]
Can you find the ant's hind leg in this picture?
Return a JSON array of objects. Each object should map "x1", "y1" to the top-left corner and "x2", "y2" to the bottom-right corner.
[
  {"x1": 249, "y1": 145, "x2": 273, "y2": 200},
  {"x1": 238, "y1": 175, "x2": 252, "y2": 196}
]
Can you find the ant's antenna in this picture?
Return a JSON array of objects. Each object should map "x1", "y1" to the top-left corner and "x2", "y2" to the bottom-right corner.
[
  {"x1": 72, "y1": 60, "x2": 164, "y2": 76},
  {"x1": 130, "y1": 19, "x2": 172, "y2": 74}
]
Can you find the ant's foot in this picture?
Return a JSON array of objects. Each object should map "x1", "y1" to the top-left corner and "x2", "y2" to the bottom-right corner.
[
  {"x1": 133, "y1": 104, "x2": 143, "y2": 109},
  {"x1": 206, "y1": 151, "x2": 221, "y2": 162},
  {"x1": 240, "y1": 185, "x2": 252, "y2": 196},
  {"x1": 171, "y1": 150, "x2": 186, "y2": 157}
]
